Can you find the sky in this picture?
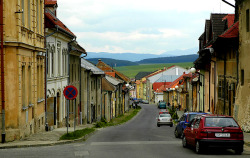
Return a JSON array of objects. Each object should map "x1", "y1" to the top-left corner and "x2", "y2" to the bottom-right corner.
[{"x1": 57, "y1": 0, "x2": 235, "y2": 55}]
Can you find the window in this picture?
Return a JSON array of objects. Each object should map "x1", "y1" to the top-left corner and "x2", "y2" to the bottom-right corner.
[
  {"x1": 37, "y1": 0, "x2": 39, "y2": 33},
  {"x1": 28, "y1": 66, "x2": 32, "y2": 104},
  {"x1": 247, "y1": 9, "x2": 249, "y2": 32},
  {"x1": 194, "y1": 119, "x2": 200, "y2": 129},
  {"x1": 37, "y1": 64, "x2": 40, "y2": 100},
  {"x1": 28, "y1": 0, "x2": 30, "y2": 28},
  {"x1": 51, "y1": 50, "x2": 54, "y2": 76},
  {"x1": 22, "y1": 0, "x2": 25, "y2": 26},
  {"x1": 226, "y1": 82, "x2": 229, "y2": 101},
  {"x1": 57, "y1": 41, "x2": 61, "y2": 76},
  {"x1": 241, "y1": 69, "x2": 244, "y2": 85},
  {"x1": 22, "y1": 65, "x2": 26, "y2": 106},
  {"x1": 40, "y1": 0, "x2": 43, "y2": 34},
  {"x1": 218, "y1": 80, "x2": 222, "y2": 98}
]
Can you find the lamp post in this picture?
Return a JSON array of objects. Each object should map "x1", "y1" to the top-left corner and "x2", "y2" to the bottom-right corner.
[{"x1": 190, "y1": 67, "x2": 196, "y2": 112}]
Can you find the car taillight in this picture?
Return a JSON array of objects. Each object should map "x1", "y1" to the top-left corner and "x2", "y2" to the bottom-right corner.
[
  {"x1": 158, "y1": 119, "x2": 160, "y2": 121},
  {"x1": 238, "y1": 130, "x2": 244, "y2": 139},
  {"x1": 200, "y1": 129, "x2": 208, "y2": 138}
]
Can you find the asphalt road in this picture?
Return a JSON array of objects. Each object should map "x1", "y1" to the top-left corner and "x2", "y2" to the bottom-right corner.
[{"x1": 0, "y1": 103, "x2": 249, "y2": 158}]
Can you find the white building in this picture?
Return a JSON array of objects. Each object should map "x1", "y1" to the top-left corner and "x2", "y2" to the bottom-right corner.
[{"x1": 45, "y1": 2, "x2": 75, "y2": 129}]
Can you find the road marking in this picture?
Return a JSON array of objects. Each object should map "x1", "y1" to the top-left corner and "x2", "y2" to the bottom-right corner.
[
  {"x1": 74, "y1": 151, "x2": 89, "y2": 157},
  {"x1": 74, "y1": 144, "x2": 86, "y2": 147},
  {"x1": 91, "y1": 141, "x2": 181, "y2": 146}
]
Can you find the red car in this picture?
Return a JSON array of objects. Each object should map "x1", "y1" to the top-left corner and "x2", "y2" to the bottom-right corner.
[{"x1": 182, "y1": 114, "x2": 244, "y2": 154}]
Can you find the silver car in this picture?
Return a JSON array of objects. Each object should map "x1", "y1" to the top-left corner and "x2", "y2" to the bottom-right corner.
[{"x1": 157, "y1": 114, "x2": 173, "y2": 127}]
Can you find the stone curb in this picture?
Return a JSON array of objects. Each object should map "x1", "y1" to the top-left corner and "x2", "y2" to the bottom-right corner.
[{"x1": 0, "y1": 129, "x2": 98, "y2": 149}]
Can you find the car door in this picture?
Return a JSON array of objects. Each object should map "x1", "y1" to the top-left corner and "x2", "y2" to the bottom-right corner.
[
  {"x1": 185, "y1": 119, "x2": 196, "y2": 143},
  {"x1": 190, "y1": 118, "x2": 200, "y2": 146},
  {"x1": 177, "y1": 115, "x2": 185, "y2": 134}
]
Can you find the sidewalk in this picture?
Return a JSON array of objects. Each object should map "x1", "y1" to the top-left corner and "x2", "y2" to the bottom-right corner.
[{"x1": 0, "y1": 124, "x2": 94, "y2": 149}]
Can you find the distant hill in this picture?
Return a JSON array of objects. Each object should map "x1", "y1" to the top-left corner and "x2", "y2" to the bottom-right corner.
[
  {"x1": 86, "y1": 52, "x2": 166, "y2": 62},
  {"x1": 87, "y1": 58, "x2": 139, "y2": 67},
  {"x1": 85, "y1": 48, "x2": 198, "y2": 62},
  {"x1": 137, "y1": 54, "x2": 198, "y2": 64}
]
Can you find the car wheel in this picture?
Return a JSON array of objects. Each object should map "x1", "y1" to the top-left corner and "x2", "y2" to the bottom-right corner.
[
  {"x1": 182, "y1": 135, "x2": 187, "y2": 148},
  {"x1": 174, "y1": 129, "x2": 179, "y2": 138},
  {"x1": 157, "y1": 124, "x2": 160, "y2": 127},
  {"x1": 195, "y1": 141, "x2": 203, "y2": 154},
  {"x1": 234, "y1": 146, "x2": 243, "y2": 155},
  {"x1": 170, "y1": 124, "x2": 173, "y2": 127}
]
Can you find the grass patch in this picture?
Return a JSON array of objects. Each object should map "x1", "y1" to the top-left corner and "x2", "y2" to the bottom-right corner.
[
  {"x1": 95, "y1": 107, "x2": 141, "y2": 128},
  {"x1": 60, "y1": 107, "x2": 141, "y2": 140},
  {"x1": 60, "y1": 128, "x2": 95, "y2": 140},
  {"x1": 115, "y1": 62, "x2": 194, "y2": 78}
]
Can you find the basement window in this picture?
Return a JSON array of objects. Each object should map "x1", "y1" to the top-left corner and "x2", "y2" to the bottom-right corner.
[{"x1": 241, "y1": 69, "x2": 244, "y2": 86}]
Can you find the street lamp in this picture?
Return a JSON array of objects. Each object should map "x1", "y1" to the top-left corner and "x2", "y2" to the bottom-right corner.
[
  {"x1": 190, "y1": 67, "x2": 196, "y2": 112},
  {"x1": 190, "y1": 67, "x2": 196, "y2": 73}
]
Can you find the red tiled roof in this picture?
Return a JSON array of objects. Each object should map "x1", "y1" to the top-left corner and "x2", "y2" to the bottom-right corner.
[
  {"x1": 153, "y1": 82, "x2": 171, "y2": 91},
  {"x1": 219, "y1": 21, "x2": 239, "y2": 38},
  {"x1": 45, "y1": 0, "x2": 57, "y2": 5},
  {"x1": 222, "y1": 14, "x2": 235, "y2": 28},
  {"x1": 105, "y1": 72, "x2": 115, "y2": 77},
  {"x1": 45, "y1": 11, "x2": 75, "y2": 37},
  {"x1": 165, "y1": 73, "x2": 192, "y2": 89},
  {"x1": 97, "y1": 60, "x2": 130, "y2": 82},
  {"x1": 156, "y1": 85, "x2": 169, "y2": 93}
]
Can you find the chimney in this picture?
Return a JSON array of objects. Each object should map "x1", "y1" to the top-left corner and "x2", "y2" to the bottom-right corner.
[
  {"x1": 98, "y1": 59, "x2": 102, "y2": 62},
  {"x1": 183, "y1": 72, "x2": 186, "y2": 74}
]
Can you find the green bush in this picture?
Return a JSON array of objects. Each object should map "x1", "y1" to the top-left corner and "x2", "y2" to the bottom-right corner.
[{"x1": 172, "y1": 112, "x2": 179, "y2": 120}]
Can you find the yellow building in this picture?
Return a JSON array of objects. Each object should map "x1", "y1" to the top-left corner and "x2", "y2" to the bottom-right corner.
[
  {"x1": 235, "y1": 0, "x2": 250, "y2": 131},
  {"x1": 0, "y1": 0, "x2": 45, "y2": 142}
]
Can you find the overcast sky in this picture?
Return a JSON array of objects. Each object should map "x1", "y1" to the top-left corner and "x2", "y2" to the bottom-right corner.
[{"x1": 57, "y1": 0, "x2": 235, "y2": 55}]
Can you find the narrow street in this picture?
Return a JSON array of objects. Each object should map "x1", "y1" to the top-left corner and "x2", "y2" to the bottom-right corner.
[{"x1": 0, "y1": 104, "x2": 249, "y2": 158}]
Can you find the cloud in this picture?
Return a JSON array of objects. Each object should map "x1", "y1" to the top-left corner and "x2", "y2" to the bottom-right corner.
[{"x1": 57, "y1": 0, "x2": 235, "y2": 54}]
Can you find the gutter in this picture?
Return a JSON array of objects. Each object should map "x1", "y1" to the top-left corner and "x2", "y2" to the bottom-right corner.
[{"x1": 0, "y1": 0, "x2": 5, "y2": 143}]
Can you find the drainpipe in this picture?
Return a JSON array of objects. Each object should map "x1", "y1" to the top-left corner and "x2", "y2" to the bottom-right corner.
[{"x1": 0, "y1": 0, "x2": 6, "y2": 143}]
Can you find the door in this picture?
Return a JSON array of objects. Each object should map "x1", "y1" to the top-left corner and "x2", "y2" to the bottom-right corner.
[{"x1": 190, "y1": 119, "x2": 200, "y2": 146}]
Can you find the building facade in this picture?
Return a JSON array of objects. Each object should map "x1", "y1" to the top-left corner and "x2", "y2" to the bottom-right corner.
[{"x1": 0, "y1": 0, "x2": 45, "y2": 142}]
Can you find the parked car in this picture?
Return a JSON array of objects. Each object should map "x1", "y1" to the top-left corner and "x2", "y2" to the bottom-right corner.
[
  {"x1": 158, "y1": 101, "x2": 166, "y2": 109},
  {"x1": 175, "y1": 112, "x2": 207, "y2": 138},
  {"x1": 157, "y1": 113, "x2": 173, "y2": 127},
  {"x1": 159, "y1": 109, "x2": 169, "y2": 114},
  {"x1": 182, "y1": 114, "x2": 244, "y2": 154},
  {"x1": 141, "y1": 100, "x2": 149, "y2": 104},
  {"x1": 138, "y1": 98, "x2": 143, "y2": 103}
]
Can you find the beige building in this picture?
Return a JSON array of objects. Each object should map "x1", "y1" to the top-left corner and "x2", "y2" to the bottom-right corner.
[
  {"x1": 0, "y1": 0, "x2": 45, "y2": 142},
  {"x1": 80, "y1": 58, "x2": 104, "y2": 124},
  {"x1": 235, "y1": 0, "x2": 250, "y2": 131}
]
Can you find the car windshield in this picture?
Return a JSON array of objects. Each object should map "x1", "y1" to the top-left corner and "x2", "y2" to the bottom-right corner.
[
  {"x1": 187, "y1": 114, "x2": 197, "y2": 122},
  {"x1": 205, "y1": 117, "x2": 239, "y2": 127},
  {"x1": 160, "y1": 114, "x2": 170, "y2": 117}
]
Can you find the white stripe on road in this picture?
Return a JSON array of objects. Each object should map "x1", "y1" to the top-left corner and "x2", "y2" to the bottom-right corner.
[
  {"x1": 74, "y1": 151, "x2": 89, "y2": 156},
  {"x1": 91, "y1": 141, "x2": 181, "y2": 146}
]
